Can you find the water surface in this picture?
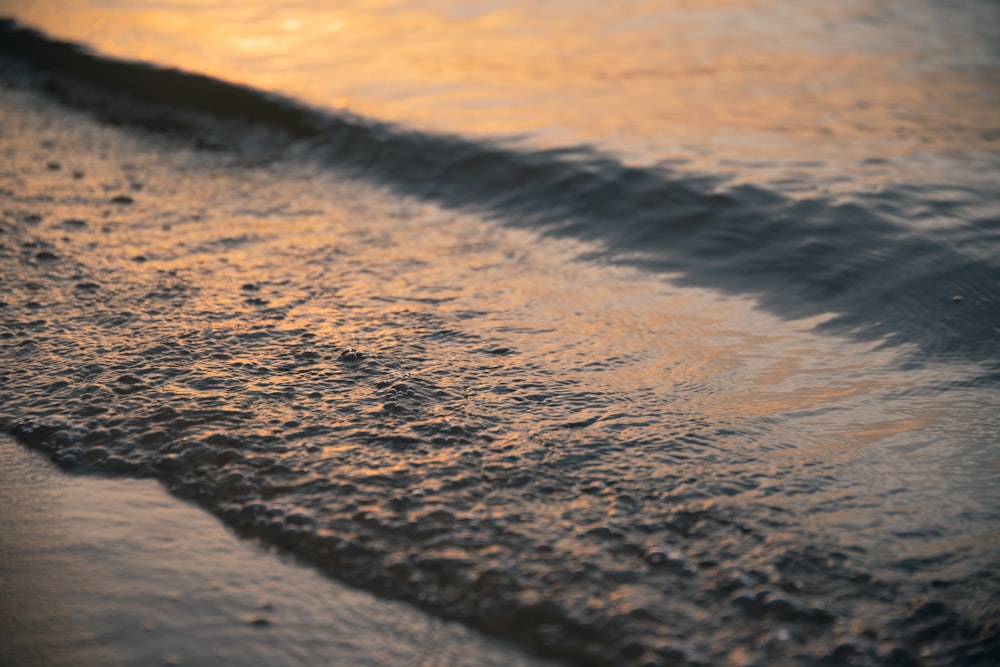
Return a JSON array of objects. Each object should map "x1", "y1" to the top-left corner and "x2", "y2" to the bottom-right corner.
[{"x1": 1, "y1": 2, "x2": 998, "y2": 665}]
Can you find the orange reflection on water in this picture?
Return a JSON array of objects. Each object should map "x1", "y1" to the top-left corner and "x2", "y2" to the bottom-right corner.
[{"x1": 8, "y1": 0, "x2": 999, "y2": 172}]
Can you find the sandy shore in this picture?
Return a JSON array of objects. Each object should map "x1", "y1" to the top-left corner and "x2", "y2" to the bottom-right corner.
[{"x1": 0, "y1": 435, "x2": 559, "y2": 667}]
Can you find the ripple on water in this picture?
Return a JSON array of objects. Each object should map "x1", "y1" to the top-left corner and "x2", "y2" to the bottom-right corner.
[{"x1": 1, "y1": 86, "x2": 998, "y2": 666}]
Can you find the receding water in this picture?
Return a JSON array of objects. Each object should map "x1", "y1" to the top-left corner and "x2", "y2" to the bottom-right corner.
[{"x1": 1, "y1": 1, "x2": 998, "y2": 665}]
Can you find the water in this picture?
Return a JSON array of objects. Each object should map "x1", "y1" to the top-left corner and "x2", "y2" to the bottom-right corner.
[
  {"x1": 4, "y1": 0, "x2": 999, "y2": 183},
  {"x1": 1, "y1": 1, "x2": 999, "y2": 665}
]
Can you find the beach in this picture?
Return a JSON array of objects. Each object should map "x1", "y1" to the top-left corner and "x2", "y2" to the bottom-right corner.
[
  {"x1": 0, "y1": 433, "x2": 563, "y2": 667},
  {"x1": 1, "y1": 4, "x2": 999, "y2": 665}
]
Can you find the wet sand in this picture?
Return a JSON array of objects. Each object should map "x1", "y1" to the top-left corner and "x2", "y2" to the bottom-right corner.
[{"x1": 0, "y1": 435, "x2": 562, "y2": 667}]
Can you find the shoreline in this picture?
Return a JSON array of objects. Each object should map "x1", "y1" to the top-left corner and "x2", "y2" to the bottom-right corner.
[{"x1": 0, "y1": 434, "x2": 561, "y2": 667}]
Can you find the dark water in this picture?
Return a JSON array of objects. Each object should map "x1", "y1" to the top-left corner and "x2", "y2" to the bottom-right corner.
[{"x1": 1, "y1": 12, "x2": 999, "y2": 667}]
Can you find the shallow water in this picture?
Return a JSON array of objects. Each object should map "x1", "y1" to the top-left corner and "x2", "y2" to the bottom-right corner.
[{"x1": 1, "y1": 2, "x2": 999, "y2": 665}]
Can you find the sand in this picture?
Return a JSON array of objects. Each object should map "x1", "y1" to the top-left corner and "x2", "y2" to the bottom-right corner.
[{"x1": 0, "y1": 434, "x2": 561, "y2": 667}]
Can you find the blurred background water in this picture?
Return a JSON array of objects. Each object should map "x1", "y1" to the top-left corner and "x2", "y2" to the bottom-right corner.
[{"x1": 4, "y1": 0, "x2": 999, "y2": 185}]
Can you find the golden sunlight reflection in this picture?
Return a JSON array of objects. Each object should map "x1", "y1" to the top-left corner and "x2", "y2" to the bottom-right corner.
[
  {"x1": 187, "y1": 191, "x2": 964, "y2": 471},
  {"x1": 6, "y1": 0, "x2": 998, "y2": 175}
]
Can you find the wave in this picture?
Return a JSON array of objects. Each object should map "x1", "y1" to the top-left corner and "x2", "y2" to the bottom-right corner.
[
  {"x1": 2, "y1": 18, "x2": 998, "y2": 371},
  {"x1": 4, "y1": 18, "x2": 1000, "y2": 666}
]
